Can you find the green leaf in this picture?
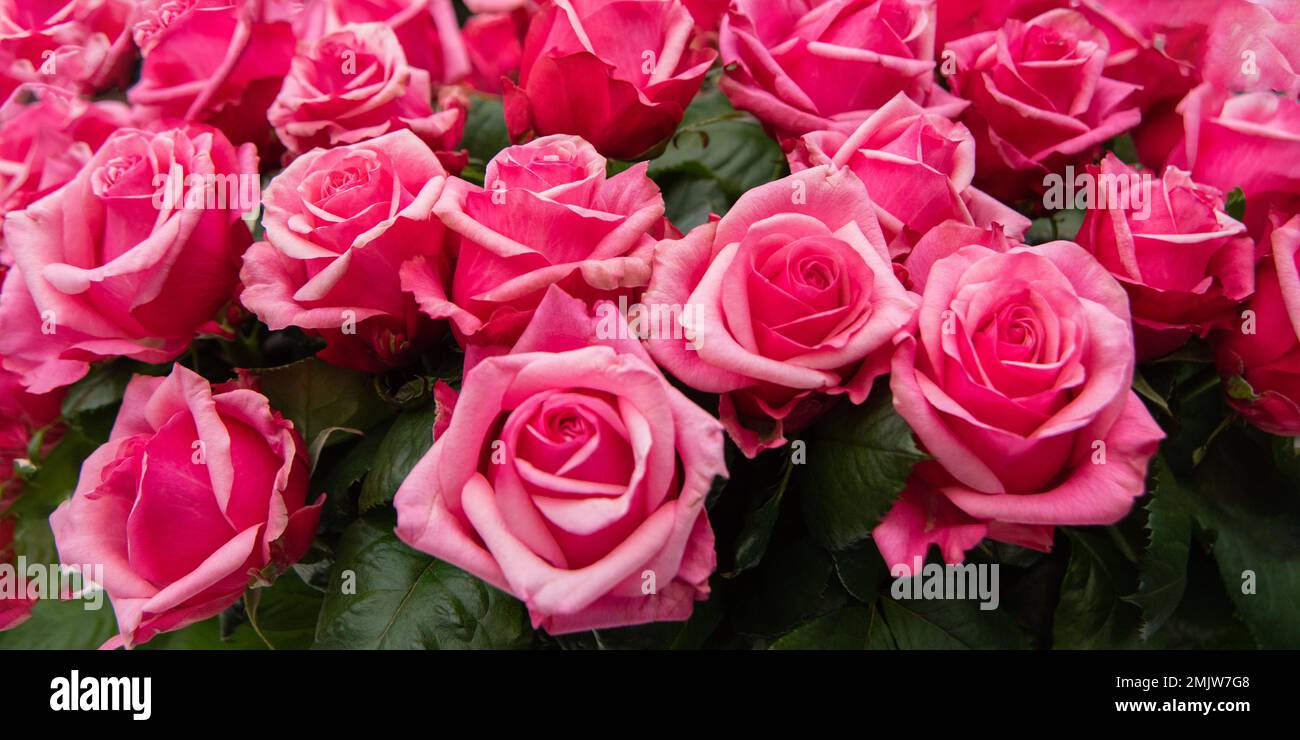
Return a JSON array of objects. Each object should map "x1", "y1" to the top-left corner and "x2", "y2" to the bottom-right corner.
[
  {"x1": 798, "y1": 389, "x2": 927, "y2": 551},
  {"x1": 1052, "y1": 529, "x2": 1142, "y2": 649},
  {"x1": 314, "y1": 512, "x2": 531, "y2": 649},
  {"x1": 730, "y1": 455, "x2": 792, "y2": 575},
  {"x1": 1131, "y1": 459, "x2": 1193, "y2": 639},
  {"x1": 770, "y1": 606, "x2": 874, "y2": 650},
  {"x1": 357, "y1": 401, "x2": 438, "y2": 512},
  {"x1": 833, "y1": 539, "x2": 890, "y2": 602},
  {"x1": 139, "y1": 616, "x2": 267, "y2": 650},
  {"x1": 1132, "y1": 370, "x2": 1173, "y2": 418},
  {"x1": 60, "y1": 361, "x2": 134, "y2": 419},
  {"x1": 244, "y1": 575, "x2": 325, "y2": 650},
  {"x1": 462, "y1": 96, "x2": 510, "y2": 171},
  {"x1": 647, "y1": 87, "x2": 785, "y2": 230},
  {"x1": 0, "y1": 595, "x2": 117, "y2": 650},
  {"x1": 8, "y1": 426, "x2": 104, "y2": 519},
  {"x1": 732, "y1": 536, "x2": 839, "y2": 637},
  {"x1": 880, "y1": 596, "x2": 1029, "y2": 649},
  {"x1": 252, "y1": 357, "x2": 393, "y2": 450},
  {"x1": 1225, "y1": 186, "x2": 1246, "y2": 222}
]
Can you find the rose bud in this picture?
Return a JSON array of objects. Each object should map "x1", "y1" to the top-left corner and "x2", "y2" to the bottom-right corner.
[
  {"x1": 1075, "y1": 153, "x2": 1257, "y2": 361},
  {"x1": 240, "y1": 130, "x2": 452, "y2": 372},
  {"x1": 395, "y1": 286, "x2": 726, "y2": 634},
  {"x1": 128, "y1": 0, "x2": 297, "y2": 150},
  {"x1": 291, "y1": 0, "x2": 471, "y2": 85},
  {"x1": 720, "y1": 0, "x2": 967, "y2": 145},
  {"x1": 790, "y1": 91, "x2": 1029, "y2": 258},
  {"x1": 0, "y1": 0, "x2": 136, "y2": 99},
  {"x1": 268, "y1": 23, "x2": 467, "y2": 169},
  {"x1": 0, "y1": 124, "x2": 258, "y2": 394},
  {"x1": 402, "y1": 134, "x2": 668, "y2": 368},
  {"x1": 876, "y1": 223, "x2": 1163, "y2": 568},
  {"x1": 503, "y1": 0, "x2": 717, "y2": 160},
  {"x1": 49, "y1": 365, "x2": 321, "y2": 648},
  {"x1": 642, "y1": 165, "x2": 916, "y2": 457},
  {"x1": 1213, "y1": 214, "x2": 1300, "y2": 435},
  {"x1": 943, "y1": 9, "x2": 1141, "y2": 199}
]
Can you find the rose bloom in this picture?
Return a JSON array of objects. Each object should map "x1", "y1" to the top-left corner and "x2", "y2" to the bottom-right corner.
[
  {"x1": 0, "y1": 362, "x2": 64, "y2": 631},
  {"x1": 0, "y1": 84, "x2": 131, "y2": 254},
  {"x1": 268, "y1": 23, "x2": 467, "y2": 169},
  {"x1": 876, "y1": 223, "x2": 1163, "y2": 568},
  {"x1": 642, "y1": 165, "x2": 916, "y2": 457},
  {"x1": 402, "y1": 134, "x2": 668, "y2": 367},
  {"x1": 0, "y1": 0, "x2": 136, "y2": 99},
  {"x1": 943, "y1": 9, "x2": 1141, "y2": 198},
  {"x1": 395, "y1": 286, "x2": 726, "y2": 634},
  {"x1": 720, "y1": 0, "x2": 967, "y2": 145},
  {"x1": 790, "y1": 92, "x2": 1029, "y2": 258},
  {"x1": 1169, "y1": 83, "x2": 1300, "y2": 239},
  {"x1": 0, "y1": 124, "x2": 257, "y2": 393},
  {"x1": 290, "y1": 0, "x2": 470, "y2": 85},
  {"x1": 127, "y1": 0, "x2": 297, "y2": 150},
  {"x1": 1213, "y1": 214, "x2": 1300, "y2": 435},
  {"x1": 503, "y1": 0, "x2": 716, "y2": 160},
  {"x1": 240, "y1": 130, "x2": 451, "y2": 372},
  {"x1": 1075, "y1": 153, "x2": 1256, "y2": 361},
  {"x1": 1201, "y1": 0, "x2": 1300, "y2": 97},
  {"x1": 462, "y1": 6, "x2": 529, "y2": 94},
  {"x1": 50, "y1": 365, "x2": 320, "y2": 648}
]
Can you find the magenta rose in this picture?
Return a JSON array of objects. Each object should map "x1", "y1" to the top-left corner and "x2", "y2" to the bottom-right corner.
[
  {"x1": 877, "y1": 223, "x2": 1164, "y2": 568},
  {"x1": 462, "y1": 6, "x2": 529, "y2": 94},
  {"x1": 720, "y1": 0, "x2": 967, "y2": 145},
  {"x1": 791, "y1": 92, "x2": 1029, "y2": 258},
  {"x1": 642, "y1": 165, "x2": 916, "y2": 457},
  {"x1": 503, "y1": 0, "x2": 716, "y2": 160},
  {"x1": 943, "y1": 8, "x2": 1141, "y2": 198},
  {"x1": 1201, "y1": 0, "x2": 1300, "y2": 97},
  {"x1": 128, "y1": 0, "x2": 296, "y2": 150},
  {"x1": 291, "y1": 0, "x2": 470, "y2": 85},
  {"x1": 1213, "y1": 214, "x2": 1300, "y2": 435},
  {"x1": 394, "y1": 286, "x2": 726, "y2": 634},
  {"x1": 402, "y1": 134, "x2": 667, "y2": 367},
  {"x1": 1075, "y1": 153, "x2": 1257, "y2": 361},
  {"x1": 50, "y1": 365, "x2": 321, "y2": 648},
  {"x1": 1169, "y1": 83, "x2": 1300, "y2": 238},
  {"x1": 240, "y1": 130, "x2": 451, "y2": 372},
  {"x1": 0, "y1": 84, "x2": 132, "y2": 252},
  {"x1": 268, "y1": 23, "x2": 467, "y2": 168},
  {"x1": 0, "y1": 124, "x2": 257, "y2": 394},
  {"x1": 0, "y1": 362, "x2": 64, "y2": 630},
  {"x1": 0, "y1": 0, "x2": 136, "y2": 99}
]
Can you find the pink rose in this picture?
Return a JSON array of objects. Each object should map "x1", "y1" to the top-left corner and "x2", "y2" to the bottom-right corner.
[
  {"x1": 0, "y1": 362, "x2": 64, "y2": 630},
  {"x1": 683, "y1": 0, "x2": 726, "y2": 32},
  {"x1": 1213, "y1": 214, "x2": 1300, "y2": 435},
  {"x1": 0, "y1": 0, "x2": 136, "y2": 99},
  {"x1": 49, "y1": 365, "x2": 321, "y2": 648},
  {"x1": 1075, "y1": 153, "x2": 1257, "y2": 361},
  {"x1": 720, "y1": 0, "x2": 967, "y2": 145},
  {"x1": 291, "y1": 0, "x2": 470, "y2": 85},
  {"x1": 401, "y1": 134, "x2": 667, "y2": 367},
  {"x1": 128, "y1": 0, "x2": 297, "y2": 150},
  {"x1": 642, "y1": 165, "x2": 916, "y2": 457},
  {"x1": 790, "y1": 92, "x2": 1030, "y2": 258},
  {"x1": 503, "y1": 0, "x2": 716, "y2": 160},
  {"x1": 1169, "y1": 83, "x2": 1300, "y2": 238},
  {"x1": 0, "y1": 124, "x2": 258, "y2": 393},
  {"x1": 268, "y1": 23, "x2": 467, "y2": 168},
  {"x1": 944, "y1": 9, "x2": 1141, "y2": 198},
  {"x1": 1201, "y1": 0, "x2": 1300, "y2": 97},
  {"x1": 240, "y1": 130, "x2": 451, "y2": 372},
  {"x1": 877, "y1": 223, "x2": 1164, "y2": 568},
  {"x1": 934, "y1": 0, "x2": 1058, "y2": 48},
  {"x1": 0, "y1": 84, "x2": 132, "y2": 249},
  {"x1": 462, "y1": 7, "x2": 529, "y2": 94},
  {"x1": 394, "y1": 286, "x2": 726, "y2": 634}
]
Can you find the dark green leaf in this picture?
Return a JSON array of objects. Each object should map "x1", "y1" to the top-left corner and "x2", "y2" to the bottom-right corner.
[
  {"x1": 798, "y1": 390, "x2": 927, "y2": 551},
  {"x1": 880, "y1": 596, "x2": 1028, "y2": 649},
  {"x1": 1131, "y1": 459, "x2": 1192, "y2": 639},
  {"x1": 770, "y1": 606, "x2": 873, "y2": 650},
  {"x1": 1052, "y1": 529, "x2": 1142, "y2": 649},
  {"x1": 357, "y1": 402, "x2": 438, "y2": 512},
  {"x1": 1225, "y1": 187, "x2": 1246, "y2": 222},
  {"x1": 730, "y1": 455, "x2": 792, "y2": 575},
  {"x1": 314, "y1": 512, "x2": 531, "y2": 649},
  {"x1": 833, "y1": 539, "x2": 890, "y2": 602},
  {"x1": 60, "y1": 361, "x2": 134, "y2": 419},
  {"x1": 252, "y1": 357, "x2": 393, "y2": 449}
]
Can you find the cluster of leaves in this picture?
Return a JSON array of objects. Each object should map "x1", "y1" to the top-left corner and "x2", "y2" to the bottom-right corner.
[{"x1": 2, "y1": 86, "x2": 1297, "y2": 651}]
